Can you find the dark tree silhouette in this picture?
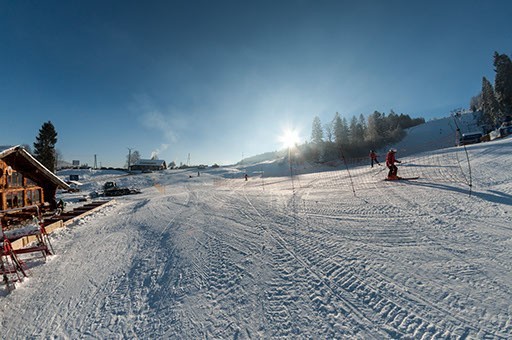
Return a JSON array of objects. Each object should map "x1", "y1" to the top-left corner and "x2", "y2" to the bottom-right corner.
[
  {"x1": 481, "y1": 76, "x2": 501, "y2": 127},
  {"x1": 493, "y1": 52, "x2": 512, "y2": 116},
  {"x1": 33, "y1": 121, "x2": 58, "y2": 172}
]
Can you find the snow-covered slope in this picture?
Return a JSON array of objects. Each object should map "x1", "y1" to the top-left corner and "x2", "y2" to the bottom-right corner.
[
  {"x1": 389, "y1": 112, "x2": 481, "y2": 157},
  {"x1": 391, "y1": 116, "x2": 458, "y2": 156},
  {"x1": 0, "y1": 137, "x2": 511, "y2": 338}
]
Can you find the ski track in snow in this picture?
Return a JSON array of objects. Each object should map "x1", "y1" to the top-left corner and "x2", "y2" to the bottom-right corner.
[{"x1": 1, "y1": 138, "x2": 512, "y2": 338}]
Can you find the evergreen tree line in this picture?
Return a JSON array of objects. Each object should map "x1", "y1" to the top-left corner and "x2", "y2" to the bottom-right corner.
[
  {"x1": 299, "y1": 111, "x2": 424, "y2": 163},
  {"x1": 470, "y1": 51, "x2": 512, "y2": 130}
]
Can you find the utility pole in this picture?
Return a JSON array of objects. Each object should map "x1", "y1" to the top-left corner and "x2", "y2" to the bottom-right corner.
[
  {"x1": 94, "y1": 154, "x2": 97, "y2": 169},
  {"x1": 242, "y1": 152, "x2": 246, "y2": 176},
  {"x1": 127, "y1": 147, "x2": 133, "y2": 171}
]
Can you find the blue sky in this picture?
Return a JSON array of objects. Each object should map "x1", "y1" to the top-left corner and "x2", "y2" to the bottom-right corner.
[{"x1": 1, "y1": 0, "x2": 511, "y2": 167}]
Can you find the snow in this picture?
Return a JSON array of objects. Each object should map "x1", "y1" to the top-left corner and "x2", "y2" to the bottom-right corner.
[
  {"x1": 1, "y1": 130, "x2": 511, "y2": 338},
  {"x1": 390, "y1": 112, "x2": 482, "y2": 157},
  {"x1": 3, "y1": 225, "x2": 40, "y2": 240}
]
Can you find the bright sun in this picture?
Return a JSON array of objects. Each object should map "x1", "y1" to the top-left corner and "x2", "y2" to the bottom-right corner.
[{"x1": 279, "y1": 128, "x2": 300, "y2": 149}]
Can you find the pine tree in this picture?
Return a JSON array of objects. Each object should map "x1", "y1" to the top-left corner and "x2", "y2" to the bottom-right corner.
[
  {"x1": 349, "y1": 116, "x2": 364, "y2": 144},
  {"x1": 341, "y1": 117, "x2": 350, "y2": 145},
  {"x1": 358, "y1": 114, "x2": 367, "y2": 137},
  {"x1": 493, "y1": 52, "x2": 512, "y2": 117},
  {"x1": 481, "y1": 77, "x2": 501, "y2": 127},
  {"x1": 366, "y1": 111, "x2": 385, "y2": 143},
  {"x1": 332, "y1": 112, "x2": 344, "y2": 146},
  {"x1": 310, "y1": 116, "x2": 324, "y2": 144},
  {"x1": 324, "y1": 122, "x2": 333, "y2": 143},
  {"x1": 310, "y1": 116, "x2": 324, "y2": 162},
  {"x1": 33, "y1": 121, "x2": 58, "y2": 172}
]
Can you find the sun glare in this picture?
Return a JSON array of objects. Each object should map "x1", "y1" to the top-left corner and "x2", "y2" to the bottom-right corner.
[{"x1": 279, "y1": 128, "x2": 300, "y2": 149}]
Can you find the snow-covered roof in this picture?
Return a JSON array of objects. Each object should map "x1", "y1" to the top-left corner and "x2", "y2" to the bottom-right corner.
[
  {"x1": 0, "y1": 145, "x2": 15, "y2": 153},
  {"x1": 133, "y1": 159, "x2": 166, "y2": 166},
  {"x1": 0, "y1": 145, "x2": 70, "y2": 189}
]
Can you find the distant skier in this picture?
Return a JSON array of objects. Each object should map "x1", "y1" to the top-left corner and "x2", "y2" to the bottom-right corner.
[
  {"x1": 244, "y1": 173, "x2": 248, "y2": 181},
  {"x1": 369, "y1": 150, "x2": 381, "y2": 167},
  {"x1": 386, "y1": 149, "x2": 401, "y2": 179}
]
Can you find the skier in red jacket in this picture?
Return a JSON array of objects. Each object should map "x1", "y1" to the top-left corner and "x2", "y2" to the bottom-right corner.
[
  {"x1": 386, "y1": 149, "x2": 401, "y2": 179},
  {"x1": 369, "y1": 150, "x2": 381, "y2": 168}
]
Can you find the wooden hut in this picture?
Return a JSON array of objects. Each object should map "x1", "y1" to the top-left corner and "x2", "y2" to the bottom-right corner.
[{"x1": 0, "y1": 145, "x2": 69, "y2": 225}]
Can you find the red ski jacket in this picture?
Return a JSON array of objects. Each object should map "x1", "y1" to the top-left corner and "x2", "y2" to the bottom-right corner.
[
  {"x1": 386, "y1": 151, "x2": 397, "y2": 167},
  {"x1": 369, "y1": 151, "x2": 378, "y2": 160}
]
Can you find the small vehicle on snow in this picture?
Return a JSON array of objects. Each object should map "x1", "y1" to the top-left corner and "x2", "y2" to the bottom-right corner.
[{"x1": 102, "y1": 181, "x2": 140, "y2": 196}]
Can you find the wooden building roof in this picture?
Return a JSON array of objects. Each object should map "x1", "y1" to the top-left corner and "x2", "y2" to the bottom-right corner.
[{"x1": 0, "y1": 145, "x2": 70, "y2": 190}]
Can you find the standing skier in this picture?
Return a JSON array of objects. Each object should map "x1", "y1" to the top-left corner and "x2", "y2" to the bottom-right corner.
[
  {"x1": 385, "y1": 149, "x2": 401, "y2": 179},
  {"x1": 369, "y1": 150, "x2": 381, "y2": 167}
]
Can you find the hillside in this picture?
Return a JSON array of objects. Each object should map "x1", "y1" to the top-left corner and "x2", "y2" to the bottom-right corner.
[
  {"x1": 238, "y1": 112, "x2": 482, "y2": 174},
  {"x1": 0, "y1": 135, "x2": 510, "y2": 338},
  {"x1": 392, "y1": 112, "x2": 481, "y2": 157}
]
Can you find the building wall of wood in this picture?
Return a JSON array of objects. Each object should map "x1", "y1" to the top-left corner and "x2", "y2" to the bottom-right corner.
[{"x1": 0, "y1": 159, "x2": 44, "y2": 212}]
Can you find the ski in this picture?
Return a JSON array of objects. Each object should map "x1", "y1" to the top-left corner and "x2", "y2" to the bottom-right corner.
[{"x1": 384, "y1": 176, "x2": 419, "y2": 181}]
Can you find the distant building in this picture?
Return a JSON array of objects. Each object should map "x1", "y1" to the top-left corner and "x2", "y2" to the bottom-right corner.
[
  {"x1": 0, "y1": 145, "x2": 70, "y2": 224},
  {"x1": 130, "y1": 159, "x2": 167, "y2": 171}
]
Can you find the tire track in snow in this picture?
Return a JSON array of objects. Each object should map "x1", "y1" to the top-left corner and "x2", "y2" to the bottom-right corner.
[
  {"x1": 238, "y1": 187, "x2": 380, "y2": 338},
  {"x1": 315, "y1": 175, "x2": 506, "y2": 338},
  {"x1": 179, "y1": 181, "x2": 268, "y2": 338},
  {"x1": 240, "y1": 177, "x2": 501, "y2": 338},
  {"x1": 182, "y1": 180, "x2": 360, "y2": 337}
]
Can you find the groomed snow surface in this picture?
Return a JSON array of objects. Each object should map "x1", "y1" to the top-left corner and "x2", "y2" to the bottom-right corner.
[{"x1": 1, "y1": 138, "x2": 511, "y2": 339}]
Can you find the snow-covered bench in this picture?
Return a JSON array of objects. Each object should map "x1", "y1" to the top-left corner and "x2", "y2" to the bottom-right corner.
[
  {"x1": 3, "y1": 224, "x2": 41, "y2": 241},
  {"x1": 3, "y1": 224, "x2": 53, "y2": 257}
]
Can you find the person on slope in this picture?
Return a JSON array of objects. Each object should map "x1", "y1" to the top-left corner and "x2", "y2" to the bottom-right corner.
[
  {"x1": 369, "y1": 150, "x2": 381, "y2": 168},
  {"x1": 386, "y1": 149, "x2": 401, "y2": 179}
]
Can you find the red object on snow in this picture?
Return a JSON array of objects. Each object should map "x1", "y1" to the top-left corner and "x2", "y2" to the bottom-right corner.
[{"x1": 0, "y1": 228, "x2": 28, "y2": 291}]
